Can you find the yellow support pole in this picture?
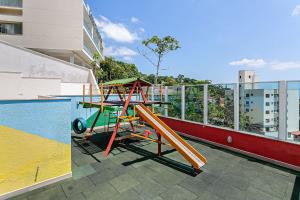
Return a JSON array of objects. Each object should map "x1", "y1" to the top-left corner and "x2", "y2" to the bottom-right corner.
[
  {"x1": 89, "y1": 80, "x2": 92, "y2": 109},
  {"x1": 130, "y1": 133, "x2": 171, "y2": 147}
]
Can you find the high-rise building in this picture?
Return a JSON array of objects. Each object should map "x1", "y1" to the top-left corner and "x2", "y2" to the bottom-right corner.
[
  {"x1": 239, "y1": 70, "x2": 299, "y2": 140},
  {"x1": 0, "y1": 0, "x2": 104, "y2": 67}
]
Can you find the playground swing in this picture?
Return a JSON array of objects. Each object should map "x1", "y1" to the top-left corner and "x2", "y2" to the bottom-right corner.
[{"x1": 77, "y1": 78, "x2": 207, "y2": 174}]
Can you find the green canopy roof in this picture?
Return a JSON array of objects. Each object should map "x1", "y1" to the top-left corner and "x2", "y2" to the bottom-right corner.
[{"x1": 103, "y1": 78, "x2": 152, "y2": 87}]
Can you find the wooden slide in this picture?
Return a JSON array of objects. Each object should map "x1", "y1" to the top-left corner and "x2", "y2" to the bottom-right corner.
[{"x1": 136, "y1": 104, "x2": 207, "y2": 170}]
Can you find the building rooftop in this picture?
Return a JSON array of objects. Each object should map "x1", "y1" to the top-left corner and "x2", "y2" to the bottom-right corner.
[{"x1": 11, "y1": 127, "x2": 300, "y2": 200}]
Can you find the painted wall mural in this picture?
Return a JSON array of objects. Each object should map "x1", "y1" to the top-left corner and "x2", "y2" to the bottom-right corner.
[
  {"x1": 62, "y1": 95, "x2": 134, "y2": 129},
  {"x1": 0, "y1": 99, "x2": 71, "y2": 196}
]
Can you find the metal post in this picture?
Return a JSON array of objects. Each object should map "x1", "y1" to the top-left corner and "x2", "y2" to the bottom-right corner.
[
  {"x1": 151, "y1": 86, "x2": 155, "y2": 112},
  {"x1": 181, "y1": 85, "x2": 185, "y2": 120},
  {"x1": 151, "y1": 86, "x2": 154, "y2": 101},
  {"x1": 164, "y1": 86, "x2": 168, "y2": 117},
  {"x1": 203, "y1": 84, "x2": 208, "y2": 124},
  {"x1": 234, "y1": 83, "x2": 240, "y2": 131},
  {"x1": 278, "y1": 81, "x2": 287, "y2": 141}
]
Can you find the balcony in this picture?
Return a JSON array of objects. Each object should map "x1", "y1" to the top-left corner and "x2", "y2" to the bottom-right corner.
[
  {"x1": 83, "y1": 2, "x2": 104, "y2": 58},
  {"x1": 83, "y1": 41, "x2": 94, "y2": 60}
]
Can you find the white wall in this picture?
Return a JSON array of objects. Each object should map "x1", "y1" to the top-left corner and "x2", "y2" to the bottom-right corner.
[
  {"x1": 21, "y1": 77, "x2": 61, "y2": 98},
  {"x1": 0, "y1": 0, "x2": 83, "y2": 51},
  {"x1": 0, "y1": 40, "x2": 90, "y2": 83},
  {"x1": 0, "y1": 72, "x2": 23, "y2": 99},
  {"x1": 0, "y1": 72, "x2": 61, "y2": 99},
  {"x1": 60, "y1": 83, "x2": 85, "y2": 96},
  {"x1": 0, "y1": 41, "x2": 99, "y2": 99}
]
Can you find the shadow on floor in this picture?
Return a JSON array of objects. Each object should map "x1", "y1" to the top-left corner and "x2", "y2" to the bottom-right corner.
[
  {"x1": 291, "y1": 176, "x2": 300, "y2": 200},
  {"x1": 120, "y1": 143, "x2": 200, "y2": 176}
]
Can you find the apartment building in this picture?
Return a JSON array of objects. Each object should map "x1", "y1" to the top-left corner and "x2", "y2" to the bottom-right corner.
[
  {"x1": 0, "y1": 0, "x2": 104, "y2": 67},
  {"x1": 239, "y1": 70, "x2": 299, "y2": 140}
]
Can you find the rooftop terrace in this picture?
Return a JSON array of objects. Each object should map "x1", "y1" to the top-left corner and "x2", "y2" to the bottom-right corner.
[{"x1": 11, "y1": 126, "x2": 300, "y2": 200}]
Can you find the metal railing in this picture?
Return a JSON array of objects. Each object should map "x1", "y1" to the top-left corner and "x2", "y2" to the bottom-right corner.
[{"x1": 151, "y1": 81, "x2": 300, "y2": 144}]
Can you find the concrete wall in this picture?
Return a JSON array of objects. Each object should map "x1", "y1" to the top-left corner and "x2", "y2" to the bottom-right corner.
[
  {"x1": 0, "y1": 40, "x2": 90, "y2": 83},
  {"x1": 0, "y1": 99, "x2": 72, "y2": 197},
  {"x1": 0, "y1": 0, "x2": 83, "y2": 51},
  {"x1": 0, "y1": 41, "x2": 99, "y2": 99},
  {"x1": 0, "y1": 72, "x2": 62, "y2": 99}
]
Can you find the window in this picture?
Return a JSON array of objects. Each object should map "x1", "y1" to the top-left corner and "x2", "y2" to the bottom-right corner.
[
  {"x1": 0, "y1": 0, "x2": 22, "y2": 7},
  {"x1": 266, "y1": 127, "x2": 270, "y2": 132},
  {"x1": 246, "y1": 101, "x2": 249, "y2": 105},
  {"x1": 266, "y1": 119, "x2": 270, "y2": 123},
  {"x1": 246, "y1": 94, "x2": 249, "y2": 97},
  {"x1": 0, "y1": 23, "x2": 22, "y2": 35},
  {"x1": 249, "y1": 75, "x2": 251, "y2": 79},
  {"x1": 251, "y1": 93, "x2": 253, "y2": 96},
  {"x1": 239, "y1": 75, "x2": 241, "y2": 79},
  {"x1": 246, "y1": 108, "x2": 249, "y2": 112},
  {"x1": 265, "y1": 94, "x2": 270, "y2": 98},
  {"x1": 266, "y1": 102, "x2": 270, "y2": 106},
  {"x1": 266, "y1": 110, "x2": 270, "y2": 114}
]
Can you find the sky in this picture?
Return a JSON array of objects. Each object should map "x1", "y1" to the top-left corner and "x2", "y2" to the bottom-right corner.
[{"x1": 85, "y1": 0, "x2": 300, "y2": 83}]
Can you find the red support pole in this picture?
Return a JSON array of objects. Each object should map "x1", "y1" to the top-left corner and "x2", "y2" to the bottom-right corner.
[
  {"x1": 88, "y1": 110, "x2": 101, "y2": 134},
  {"x1": 137, "y1": 81, "x2": 148, "y2": 103},
  {"x1": 104, "y1": 81, "x2": 138, "y2": 157},
  {"x1": 114, "y1": 86, "x2": 135, "y2": 132},
  {"x1": 104, "y1": 87, "x2": 112, "y2": 101}
]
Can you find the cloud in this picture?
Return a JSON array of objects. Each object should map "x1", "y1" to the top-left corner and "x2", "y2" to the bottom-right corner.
[
  {"x1": 292, "y1": 5, "x2": 300, "y2": 16},
  {"x1": 95, "y1": 16, "x2": 139, "y2": 43},
  {"x1": 104, "y1": 46, "x2": 138, "y2": 61},
  {"x1": 131, "y1": 17, "x2": 140, "y2": 23},
  {"x1": 229, "y1": 58, "x2": 267, "y2": 68},
  {"x1": 270, "y1": 61, "x2": 300, "y2": 70},
  {"x1": 229, "y1": 58, "x2": 300, "y2": 70},
  {"x1": 139, "y1": 27, "x2": 145, "y2": 33}
]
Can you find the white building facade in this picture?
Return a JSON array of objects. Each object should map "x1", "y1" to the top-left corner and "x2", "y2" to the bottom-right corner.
[
  {"x1": 239, "y1": 70, "x2": 299, "y2": 140},
  {"x1": 0, "y1": 0, "x2": 104, "y2": 67}
]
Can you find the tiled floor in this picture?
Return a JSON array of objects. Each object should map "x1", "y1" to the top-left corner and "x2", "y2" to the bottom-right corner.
[{"x1": 11, "y1": 128, "x2": 300, "y2": 200}]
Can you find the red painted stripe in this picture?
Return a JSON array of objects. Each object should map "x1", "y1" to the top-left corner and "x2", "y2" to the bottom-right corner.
[{"x1": 160, "y1": 117, "x2": 300, "y2": 168}]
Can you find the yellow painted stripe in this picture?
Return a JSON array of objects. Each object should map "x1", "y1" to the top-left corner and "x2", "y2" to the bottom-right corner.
[{"x1": 0, "y1": 126, "x2": 71, "y2": 195}]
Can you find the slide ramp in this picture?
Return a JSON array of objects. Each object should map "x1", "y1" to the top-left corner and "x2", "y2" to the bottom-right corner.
[{"x1": 136, "y1": 104, "x2": 207, "y2": 170}]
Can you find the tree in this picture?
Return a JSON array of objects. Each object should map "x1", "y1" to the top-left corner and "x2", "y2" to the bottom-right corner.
[
  {"x1": 141, "y1": 36, "x2": 180, "y2": 85},
  {"x1": 91, "y1": 52, "x2": 101, "y2": 82},
  {"x1": 177, "y1": 74, "x2": 184, "y2": 83},
  {"x1": 99, "y1": 57, "x2": 141, "y2": 82}
]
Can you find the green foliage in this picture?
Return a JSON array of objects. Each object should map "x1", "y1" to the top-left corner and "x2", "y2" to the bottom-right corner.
[
  {"x1": 142, "y1": 74, "x2": 211, "y2": 86},
  {"x1": 142, "y1": 35, "x2": 180, "y2": 85},
  {"x1": 98, "y1": 57, "x2": 142, "y2": 82},
  {"x1": 185, "y1": 86, "x2": 204, "y2": 122},
  {"x1": 142, "y1": 36, "x2": 180, "y2": 55},
  {"x1": 208, "y1": 85, "x2": 234, "y2": 129}
]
